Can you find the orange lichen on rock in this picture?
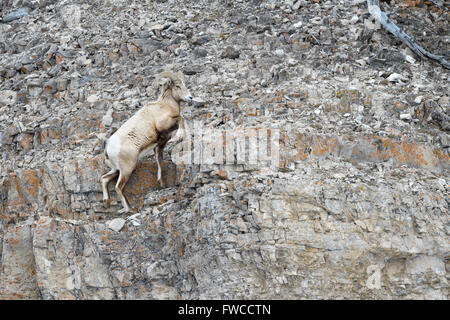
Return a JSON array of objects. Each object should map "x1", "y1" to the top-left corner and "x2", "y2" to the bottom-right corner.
[
  {"x1": 311, "y1": 136, "x2": 338, "y2": 157},
  {"x1": 124, "y1": 161, "x2": 178, "y2": 208}
]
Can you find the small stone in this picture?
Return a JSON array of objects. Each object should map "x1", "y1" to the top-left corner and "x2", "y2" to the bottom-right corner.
[
  {"x1": 192, "y1": 97, "x2": 205, "y2": 107},
  {"x1": 109, "y1": 52, "x2": 119, "y2": 62},
  {"x1": 192, "y1": 36, "x2": 210, "y2": 46},
  {"x1": 439, "y1": 134, "x2": 449, "y2": 148},
  {"x1": 129, "y1": 219, "x2": 140, "y2": 226},
  {"x1": 0, "y1": 90, "x2": 17, "y2": 106},
  {"x1": 404, "y1": 54, "x2": 416, "y2": 64},
  {"x1": 57, "y1": 78, "x2": 68, "y2": 91},
  {"x1": 28, "y1": 86, "x2": 43, "y2": 98},
  {"x1": 292, "y1": 21, "x2": 302, "y2": 28},
  {"x1": 400, "y1": 113, "x2": 412, "y2": 120},
  {"x1": 102, "y1": 108, "x2": 114, "y2": 127},
  {"x1": 287, "y1": 58, "x2": 297, "y2": 66},
  {"x1": 438, "y1": 96, "x2": 448, "y2": 107},
  {"x1": 20, "y1": 64, "x2": 35, "y2": 74},
  {"x1": 236, "y1": 218, "x2": 248, "y2": 233},
  {"x1": 87, "y1": 94, "x2": 100, "y2": 103},
  {"x1": 43, "y1": 80, "x2": 57, "y2": 94},
  {"x1": 184, "y1": 66, "x2": 202, "y2": 75},
  {"x1": 414, "y1": 96, "x2": 423, "y2": 104},
  {"x1": 150, "y1": 23, "x2": 164, "y2": 31},
  {"x1": 127, "y1": 213, "x2": 141, "y2": 220},
  {"x1": 77, "y1": 55, "x2": 92, "y2": 66},
  {"x1": 350, "y1": 15, "x2": 359, "y2": 24},
  {"x1": 274, "y1": 49, "x2": 284, "y2": 57},
  {"x1": 106, "y1": 218, "x2": 126, "y2": 232},
  {"x1": 292, "y1": 1, "x2": 301, "y2": 10},
  {"x1": 387, "y1": 73, "x2": 407, "y2": 83},
  {"x1": 193, "y1": 48, "x2": 207, "y2": 58},
  {"x1": 138, "y1": 18, "x2": 146, "y2": 28},
  {"x1": 127, "y1": 213, "x2": 141, "y2": 226},
  {"x1": 221, "y1": 46, "x2": 240, "y2": 59}
]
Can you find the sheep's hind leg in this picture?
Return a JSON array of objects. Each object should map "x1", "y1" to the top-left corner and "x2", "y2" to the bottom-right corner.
[
  {"x1": 115, "y1": 169, "x2": 136, "y2": 214},
  {"x1": 101, "y1": 169, "x2": 119, "y2": 208}
]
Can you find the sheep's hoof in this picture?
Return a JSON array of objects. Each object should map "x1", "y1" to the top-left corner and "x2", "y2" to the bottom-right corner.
[{"x1": 104, "y1": 199, "x2": 111, "y2": 208}]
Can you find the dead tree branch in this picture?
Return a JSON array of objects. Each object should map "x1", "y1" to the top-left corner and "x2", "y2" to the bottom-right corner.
[{"x1": 367, "y1": 0, "x2": 450, "y2": 70}]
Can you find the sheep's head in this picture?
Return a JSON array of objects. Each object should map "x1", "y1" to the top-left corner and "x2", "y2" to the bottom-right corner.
[{"x1": 156, "y1": 71, "x2": 193, "y2": 103}]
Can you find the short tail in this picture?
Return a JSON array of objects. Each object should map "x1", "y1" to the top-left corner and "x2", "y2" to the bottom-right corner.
[{"x1": 104, "y1": 140, "x2": 109, "y2": 160}]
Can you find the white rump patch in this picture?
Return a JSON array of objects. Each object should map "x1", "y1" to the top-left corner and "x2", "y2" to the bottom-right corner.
[{"x1": 106, "y1": 135, "x2": 122, "y2": 169}]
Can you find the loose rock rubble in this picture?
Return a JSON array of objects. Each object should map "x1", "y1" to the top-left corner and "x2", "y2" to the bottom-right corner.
[{"x1": 0, "y1": 0, "x2": 448, "y2": 299}]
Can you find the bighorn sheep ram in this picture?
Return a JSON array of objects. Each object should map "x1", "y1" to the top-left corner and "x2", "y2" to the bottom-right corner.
[{"x1": 101, "y1": 71, "x2": 192, "y2": 213}]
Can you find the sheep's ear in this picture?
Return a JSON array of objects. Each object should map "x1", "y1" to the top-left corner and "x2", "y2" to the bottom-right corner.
[{"x1": 158, "y1": 77, "x2": 173, "y2": 87}]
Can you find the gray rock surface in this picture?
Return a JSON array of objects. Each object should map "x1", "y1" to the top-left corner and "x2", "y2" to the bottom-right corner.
[
  {"x1": 1, "y1": 7, "x2": 30, "y2": 23},
  {"x1": 0, "y1": 0, "x2": 448, "y2": 299}
]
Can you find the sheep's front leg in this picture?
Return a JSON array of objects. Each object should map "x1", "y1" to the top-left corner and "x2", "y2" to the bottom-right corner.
[
  {"x1": 172, "y1": 116, "x2": 186, "y2": 143},
  {"x1": 156, "y1": 144, "x2": 166, "y2": 188}
]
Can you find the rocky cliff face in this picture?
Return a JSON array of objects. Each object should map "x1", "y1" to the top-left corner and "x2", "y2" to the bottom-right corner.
[{"x1": 0, "y1": 0, "x2": 448, "y2": 299}]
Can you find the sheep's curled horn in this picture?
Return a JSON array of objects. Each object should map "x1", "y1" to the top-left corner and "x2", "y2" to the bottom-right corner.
[{"x1": 154, "y1": 71, "x2": 185, "y2": 84}]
